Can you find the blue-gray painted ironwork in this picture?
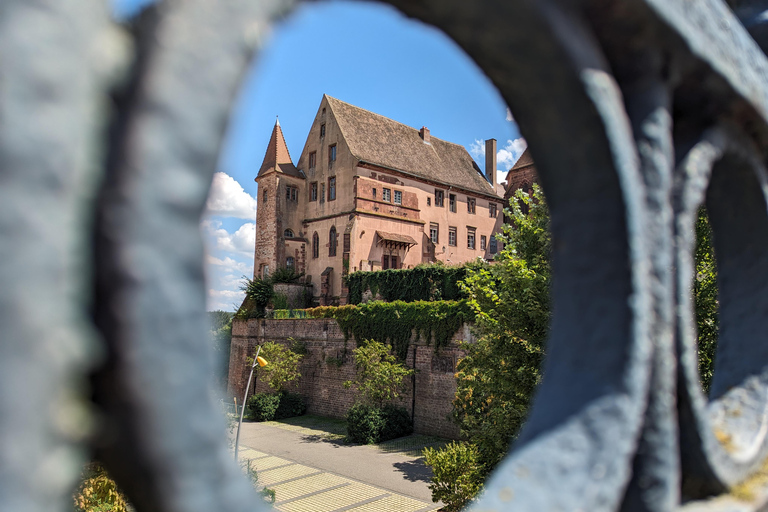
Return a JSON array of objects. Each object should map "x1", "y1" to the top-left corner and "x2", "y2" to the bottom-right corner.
[{"x1": 2, "y1": 0, "x2": 768, "y2": 511}]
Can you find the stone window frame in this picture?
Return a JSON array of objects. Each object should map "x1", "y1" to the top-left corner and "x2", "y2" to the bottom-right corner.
[
  {"x1": 480, "y1": 234, "x2": 487, "y2": 251},
  {"x1": 286, "y1": 256, "x2": 295, "y2": 268},
  {"x1": 284, "y1": 228, "x2": 294, "y2": 238},
  {"x1": 320, "y1": 182, "x2": 325, "y2": 203},
  {"x1": 328, "y1": 143, "x2": 336, "y2": 163},
  {"x1": 394, "y1": 190, "x2": 402, "y2": 205},
  {"x1": 328, "y1": 176, "x2": 336, "y2": 201},
  {"x1": 490, "y1": 203, "x2": 497, "y2": 218},
  {"x1": 430, "y1": 223, "x2": 439, "y2": 244},
  {"x1": 262, "y1": 188, "x2": 268, "y2": 203},
  {"x1": 489, "y1": 235, "x2": 498, "y2": 254},
  {"x1": 467, "y1": 197, "x2": 476, "y2": 214},
  {"x1": 427, "y1": 197, "x2": 431, "y2": 207},
  {"x1": 312, "y1": 232, "x2": 319, "y2": 259},
  {"x1": 434, "y1": 189, "x2": 444, "y2": 207},
  {"x1": 329, "y1": 226, "x2": 337, "y2": 257},
  {"x1": 309, "y1": 182, "x2": 318, "y2": 202},
  {"x1": 382, "y1": 188, "x2": 391, "y2": 202},
  {"x1": 448, "y1": 226, "x2": 457, "y2": 247},
  {"x1": 372, "y1": 187, "x2": 377, "y2": 199},
  {"x1": 308, "y1": 151, "x2": 316, "y2": 170},
  {"x1": 320, "y1": 123, "x2": 325, "y2": 138},
  {"x1": 449, "y1": 193, "x2": 457, "y2": 213}
]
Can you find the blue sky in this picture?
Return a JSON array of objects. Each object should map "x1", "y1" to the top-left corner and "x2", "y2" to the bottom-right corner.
[{"x1": 113, "y1": 0, "x2": 525, "y2": 311}]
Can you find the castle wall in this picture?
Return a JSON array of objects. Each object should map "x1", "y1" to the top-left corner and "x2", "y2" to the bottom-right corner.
[{"x1": 227, "y1": 317, "x2": 473, "y2": 439}]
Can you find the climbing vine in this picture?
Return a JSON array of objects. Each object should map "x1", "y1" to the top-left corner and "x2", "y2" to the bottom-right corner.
[
  {"x1": 306, "y1": 300, "x2": 474, "y2": 360},
  {"x1": 345, "y1": 264, "x2": 471, "y2": 304}
]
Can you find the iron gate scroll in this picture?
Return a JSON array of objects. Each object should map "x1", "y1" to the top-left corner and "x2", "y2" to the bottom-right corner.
[{"x1": 3, "y1": 1, "x2": 768, "y2": 511}]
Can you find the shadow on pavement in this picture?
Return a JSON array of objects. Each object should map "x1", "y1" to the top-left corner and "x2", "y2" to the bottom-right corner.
[
  {"x1": 393, "y1": 458, "x2": 433, "y2": 483},
  {"x1": 299, "y1": 433, "x2": 349, "y2": 447}
]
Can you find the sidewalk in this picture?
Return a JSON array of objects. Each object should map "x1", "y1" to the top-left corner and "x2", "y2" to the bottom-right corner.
[{"x1": 236, "y1": 416, "x2": 446, "y2": 512}]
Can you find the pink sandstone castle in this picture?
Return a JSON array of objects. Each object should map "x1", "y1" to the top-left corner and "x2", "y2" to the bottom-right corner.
[{"x1": 253, "y1": 95, "x2": 538, "y2": 305}]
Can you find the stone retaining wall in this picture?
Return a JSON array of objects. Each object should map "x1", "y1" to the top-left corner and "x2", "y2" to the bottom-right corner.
[{"x1": 227, "y1": 317, "x2": 474, "y2": 439}]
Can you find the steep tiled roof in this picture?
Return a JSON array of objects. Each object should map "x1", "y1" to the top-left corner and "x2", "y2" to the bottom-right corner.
[
  {"x1": 325, "y1": 96, "x2": 497, "y2": 197},
  {"x1": 510, "y1": 147, "x2": 534, "y2": 170},
  {"x1": 258, "y1": 119, "x2": 303, "y2": 178}
]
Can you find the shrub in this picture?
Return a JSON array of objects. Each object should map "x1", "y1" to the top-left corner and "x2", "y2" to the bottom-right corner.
[
  {"x1": 252, "y1": 341, "x2": 304, "y2": 392},
  {"x1": 269, "y1": 266, "x2": 304, "y2": 284},
  {"x1": 380, "y1": 403, "x2": 414, "y2": 440},
  {"x1": 73, "y1": 462, "x2": 130, "y2": 512},
  {"x1": 247, "y1": 392, "x2": 281, "y2": 421},
  {"x1": 272, "y1": 292, "x2": 289, "y2": 310},
  {"x1": 247, "y1": 392, "x2": 306, "y2": 421},
  {"x1": 346, "y1": 403, "x2": 386, "y2": 444},
  {"x1": 345, "y1": 263, "x2": 468, "y2": 304},
  {"x1": 344, "y1": 340, "x2": 414, "y2": 407},
  {"x1": 423, "y1": 441, "x2": 484, "y2": 512},
  {"x1": 275, "y1": 392, "x2": 306, "y2": 419},
  {"x1": 346, "y1": 403, "x2": 412, "y2": 444}
]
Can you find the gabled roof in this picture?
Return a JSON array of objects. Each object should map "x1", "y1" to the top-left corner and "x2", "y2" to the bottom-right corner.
[
  {"x1": 325, "y1": 96, "x2": 497, "y2": 197},
  {"x1": 510, "y1": 148, "x2": 534, "y2": 170},
  {"x1": 258, "y1": 118, "x2": 303, "y2": 179}
]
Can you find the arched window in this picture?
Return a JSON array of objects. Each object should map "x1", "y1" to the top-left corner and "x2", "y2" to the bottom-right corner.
[
  {"x1": 286, "y1": 257, "x2": 295, "y2": 268},
  {"x1": 329, "y1": 226, "x2": 337, "y2": 257},
  {"x1": 312, "y1": 232, "x2": 319, "y2": 259},
  {"x1": 284, "y1": 229, "x2": 294, "y2": 238}
]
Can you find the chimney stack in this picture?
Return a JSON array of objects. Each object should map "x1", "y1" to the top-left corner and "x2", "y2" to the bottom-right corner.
[
  {"x1": 420, "y1": 126, "x2": 431, "y2": 144},
  {"x1": 485, "y1": 138, "x2": 497, "y2": 185}
]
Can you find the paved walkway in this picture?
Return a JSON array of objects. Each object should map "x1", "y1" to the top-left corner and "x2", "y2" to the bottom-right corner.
[{"x1": 236, "y1": 416, "x2": 446, "y2": 512}]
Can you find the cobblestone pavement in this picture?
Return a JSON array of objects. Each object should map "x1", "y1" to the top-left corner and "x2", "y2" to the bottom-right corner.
[{"x1": 237, "y1": 416, "x2": 446, "y2": 512}]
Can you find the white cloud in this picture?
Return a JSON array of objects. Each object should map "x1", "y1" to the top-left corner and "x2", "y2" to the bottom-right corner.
[
  {"x1": 206, "y1": 288, "x2": 245, "y2": 312},
  {"x1": 497, "y1": 138, "x2": 528, "y2": 169},
  {"x1": 205, "y1": 172, "x2": 257, "y2": 219},
  {"x1": 469, "y1": 137, "x2": 528, "y2": 184},
  {"x1": 205, "y1": 255, "x2": 251, "y2": 275},
  {"x1": 202, "y1": 220, "x2": 256, "y2": 257},
  {"x1": 506, "y1": 108, "x2": 515, "y2": 122}
]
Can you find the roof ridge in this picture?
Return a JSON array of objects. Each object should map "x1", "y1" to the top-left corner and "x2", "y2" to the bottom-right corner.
[{"x1": 325, "y1": 95, "x2": 458, "y2": 147}]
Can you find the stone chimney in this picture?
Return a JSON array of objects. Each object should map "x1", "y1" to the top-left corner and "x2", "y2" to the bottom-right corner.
[
  {"x1": 485, "y1": 138, "x2": 497, "y2": 185},
  {"x1": 420, "y1": 126, "x2": 431, "y2": 144}
]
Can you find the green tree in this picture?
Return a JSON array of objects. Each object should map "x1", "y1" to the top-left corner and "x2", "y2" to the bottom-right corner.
[
  {"x1": 344, "y1": 340, "x2": 414, "y2": 407},
  {"x1": 207, "y1": 310, "x2": 233, "y2": 389},
  {"x1": 453, "y1": 185, "x2": 550, "y2": 472},
  {"x1": 423, "y1": 442, "x2": 484, "y2": 512},
  {"x1": 250, "y1": 341, "x2": 303, "y2": 392}
]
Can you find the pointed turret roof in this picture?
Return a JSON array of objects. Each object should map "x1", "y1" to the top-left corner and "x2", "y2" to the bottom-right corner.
[{"x1": 257, "y1": 118, "x2": 302, "y2": 179}]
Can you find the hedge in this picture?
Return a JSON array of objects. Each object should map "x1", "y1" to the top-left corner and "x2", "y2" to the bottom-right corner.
[{"x1": 344, "y1": 264, "x2": 470, "y2": 305}]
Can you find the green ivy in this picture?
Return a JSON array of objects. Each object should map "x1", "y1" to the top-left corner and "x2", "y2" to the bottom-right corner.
[
  {"x1": 344, "y1": 264, "x2": 470, "y2": 305},
  {"x1": 306, "y1": 301, "x2": 474, "y2": 360}
]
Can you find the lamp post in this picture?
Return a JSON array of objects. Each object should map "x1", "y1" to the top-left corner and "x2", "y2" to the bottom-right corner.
[{"x1": 234, "y1": 345, "x2": 267, "y2": 461}]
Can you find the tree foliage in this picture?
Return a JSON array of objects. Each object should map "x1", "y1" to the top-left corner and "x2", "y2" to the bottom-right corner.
[
  {"x1": 249, "y1": 341, "x2": 303, "y2": 392},
  {"x1": 345, "y1": 263, "x2": 468, "y2": 304},
  {"x1": 344, "y1": 340, "x2": 414, "y2": 407},
  {"x1": 695, "y1": 208, "x2": 719, "y2": 392},
  {"x1": 423, "y1": 441, "x2": 484, "y2": 512},
  {"x1": 453, "y1": 185, "x2": 550, "y2": 472},
  {"x1": 207, "y1": 310, "x2": 233, "y2": 388},
  {"x1": 306, "y1": 300, "x2": 474, "y2": 360}
]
